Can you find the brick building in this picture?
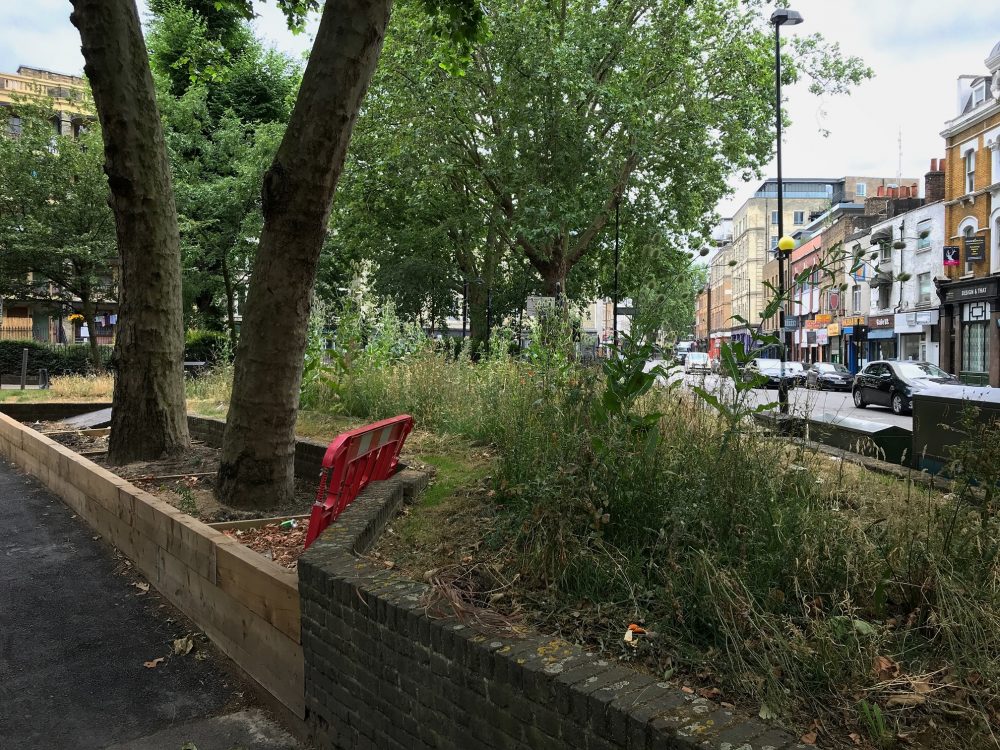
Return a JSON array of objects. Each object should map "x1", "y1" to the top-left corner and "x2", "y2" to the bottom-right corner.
[{"x1": 938, "y1": 41, "x2": 1000, "y2": 385}]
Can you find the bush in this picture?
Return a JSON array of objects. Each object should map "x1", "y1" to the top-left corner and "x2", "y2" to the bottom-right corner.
[
  {"x1": 0, "y1": 340, "x2": 111, "y2": 375},
  {"x1": 331, "y1": 339, "x2": 1000, "y2": 746},
  {"x1": 184, "y1": 330, "x2": 230, "y2": 364}
]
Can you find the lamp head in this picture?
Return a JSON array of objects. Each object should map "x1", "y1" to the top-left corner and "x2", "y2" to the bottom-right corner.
[
  {"x1": 777, "y1": 235, "x2": 796, "y2": 253},
  {"x1": 770, "y1": 8, "x2": 803, "y2": 26}
]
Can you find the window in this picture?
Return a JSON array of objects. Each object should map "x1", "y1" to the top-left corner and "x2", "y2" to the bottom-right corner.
[
  {"x1": 993, "y1": 145, "x2": 1000, "y2": 186},
  {"x1": 855, "y1": 182, "x2": 867, "y2": 198},
  {"x1": 962, "y1": 322, "x2": 990, "y2": 373},
  {"x1": 973, "y1": 82, "x2": 986, "y2": 107},
  {"x1": 7, "y1": 115, "x2": 20, "y2": 136},
  {"x1": 793, "y1": 211, "x2": 804, "y2": 225},
  {"x1": 916, "y1": 220, "x2": 932, "y2": 250},
  {"x1": 965, "y1": 148, "x2": 976, "y2": 194},
  {"x1": 880, "y1": 242, "x2": 892, "y2": 263},
  {"x1": 878, "y1": 284, "x2": 891, "y2": 310},
  {"x1": 852, "y1": 287, "x2": 862, "y2": 313},
  {"x1": 918, "y1": 273, "x2": 931, "y2": 304},
  {"x1": 771, "y1": 211, "x2": 779, "y2": 225},
  {"x1": 770, "y1": 235, "x2": 778, "y2": 250}
]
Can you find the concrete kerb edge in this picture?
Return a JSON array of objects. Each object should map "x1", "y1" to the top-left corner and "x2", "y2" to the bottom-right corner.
[{"x1": 301, "y1": 466, "x2": 805, "y2": 750}]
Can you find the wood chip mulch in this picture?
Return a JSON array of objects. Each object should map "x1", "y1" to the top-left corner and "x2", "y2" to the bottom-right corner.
[{"x1": 222, "y1": 523, "x2": 307, "y2": 570}]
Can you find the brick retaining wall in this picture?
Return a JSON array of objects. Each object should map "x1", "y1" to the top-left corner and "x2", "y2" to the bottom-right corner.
[
  {"x1": 299, "y1": 477, "x2": 808, "y2": 750},
  {"x1": 188, "y1": 414, "x2": 328, "y2": 480}
]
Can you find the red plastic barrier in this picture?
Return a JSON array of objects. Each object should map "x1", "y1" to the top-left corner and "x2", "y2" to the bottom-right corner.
[{"x1": 304, "y1": 414, "x2": 414, "y2": 549}]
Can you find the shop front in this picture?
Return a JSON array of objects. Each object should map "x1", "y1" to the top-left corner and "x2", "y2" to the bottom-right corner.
[
  {"x1": 840, "y1": 316, "x2": 868, "y2": 374},
  {"x1": 893, "y1": 310, "x2": 939, "y2": 365},
  {"x1": 866, "y1": 315, "x2": 896, "y2": 361},
  {"x1": 938, "y1": 278, "x2": 1000, "y2": 386},
  {"x1": 827, "y1": 323, "x2": 842, "y2": 364}
]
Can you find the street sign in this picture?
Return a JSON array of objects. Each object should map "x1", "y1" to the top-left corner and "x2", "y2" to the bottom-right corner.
[
  {"x1": 525, "y1": 296, "x2": 556, "y2": 318},
  {"x1": 943, "y1": 245, "x2": 960, "y2": 267},
  {"x1": 615, "y1": 306, "x2": 636, "y2": 316}
]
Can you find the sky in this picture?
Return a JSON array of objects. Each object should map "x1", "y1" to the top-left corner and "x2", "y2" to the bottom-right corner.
[{"x1": 3, "y1": 1, "x2": 1000, "y2": 221}]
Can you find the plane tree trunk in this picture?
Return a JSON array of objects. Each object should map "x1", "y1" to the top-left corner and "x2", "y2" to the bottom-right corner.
[
  {"x1": 70, "y1": 0, "x2": 190, "y2": 463},
  {"x1": 216, "y1": 0, "x2": 393, "y2": 509}
]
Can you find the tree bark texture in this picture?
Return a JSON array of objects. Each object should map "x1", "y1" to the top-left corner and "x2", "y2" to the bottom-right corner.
[
  {"x1": 217, "y1": 0, "x2": 392, "y2": 509},
  {"x1": 70, "y1": 0, "x2": 190, "y2": 463}
]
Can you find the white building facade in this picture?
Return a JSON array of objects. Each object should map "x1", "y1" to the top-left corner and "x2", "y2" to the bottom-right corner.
[{"x1": 862, "y1": 201, "x2": 946, "y2": 365}]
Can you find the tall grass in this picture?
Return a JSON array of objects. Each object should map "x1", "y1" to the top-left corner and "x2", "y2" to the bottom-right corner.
[
  {"x1": 326, "y1": 348, "x2": 1000, "y2": 745},
  {"x1": 49, "y1": 373, "x2": 114, "y2": 400}
]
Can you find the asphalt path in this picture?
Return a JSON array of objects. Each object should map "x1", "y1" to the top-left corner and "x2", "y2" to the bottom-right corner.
[
  {"x1": 659, "y1": 367, "x2": 913, "y2": 429},
  {"x1": 0, "y1": 460, "x2": 301, "y2": 750}
]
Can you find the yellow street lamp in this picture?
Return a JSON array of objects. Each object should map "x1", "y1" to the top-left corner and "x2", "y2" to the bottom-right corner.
[{"x1": 777, "y1": 235, "x2": 795, "y2": 254}]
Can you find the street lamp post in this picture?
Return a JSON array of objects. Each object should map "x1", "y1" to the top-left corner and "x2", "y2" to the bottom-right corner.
[
  {"x1": 613, "y1": 198, "x2": 620, "y2": 349},
  {"x1": 770, "y1": 7, "x2": 803, "y2": 415}
]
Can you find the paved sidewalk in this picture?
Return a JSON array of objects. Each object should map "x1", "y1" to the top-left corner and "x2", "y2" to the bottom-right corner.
[{"x1": 0, "y1": 459, "x2": 302, "y2": 750}]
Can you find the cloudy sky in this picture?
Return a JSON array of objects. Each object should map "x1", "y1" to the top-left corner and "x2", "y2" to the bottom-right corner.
[{"x1": 3, "y1": 1, "x2": 1000, "y2": 219}]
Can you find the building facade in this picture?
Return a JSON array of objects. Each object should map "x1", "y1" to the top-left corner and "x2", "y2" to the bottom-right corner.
[
  {"x1": 0, "y1": 66, "x2": 113, "y2": 346},
  {"x1": 938, "y1": 41, "x2": 1000, "y2": 385},
  {"x1": 0, "y1": 66, "x2": 89, "y2": 137},
  {"x1": 726, "y1": 175, "x2": 915, "y2": 354}
]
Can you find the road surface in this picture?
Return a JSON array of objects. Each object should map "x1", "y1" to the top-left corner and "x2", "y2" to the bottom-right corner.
[{"x1": 661, "y1": 368, "x2": 913, "y2": 429}]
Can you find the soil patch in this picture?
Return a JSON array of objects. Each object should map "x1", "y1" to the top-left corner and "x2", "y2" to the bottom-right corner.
[{"x1": 37, "y1": 421, "x2": 317, "y2": 524}]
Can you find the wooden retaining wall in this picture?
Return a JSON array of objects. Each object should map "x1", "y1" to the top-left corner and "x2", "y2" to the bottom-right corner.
[{"x1": 0, "y1": 412, "x2": 304, "y2": 718}]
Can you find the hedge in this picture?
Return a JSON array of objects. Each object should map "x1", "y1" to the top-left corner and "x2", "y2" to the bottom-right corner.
[
  {"x1": 184, "y1": 330, "x2": 230, "y2": 364},
  {"x1": 0, "y1": 340, "x2": 112, "y2": 376}
]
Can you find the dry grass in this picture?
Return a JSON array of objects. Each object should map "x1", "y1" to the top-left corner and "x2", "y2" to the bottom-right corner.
[{"x1": 49, "y1": 373, "x2": 114, "y2": 400}]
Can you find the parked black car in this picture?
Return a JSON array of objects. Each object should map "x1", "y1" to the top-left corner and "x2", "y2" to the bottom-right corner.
[
  {"x1": 805, "y1": 362, "x2": 853, "y2": 391},
  {"x1": 743, "y1": 358, "x2": 797, "y2": 389},
  {"x1": 852, "y1": 360, "x2": 961, "y2": 415}
]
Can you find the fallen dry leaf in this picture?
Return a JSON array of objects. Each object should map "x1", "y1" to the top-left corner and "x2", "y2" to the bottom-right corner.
[
  {"x1": 800, "y1": 731, "x2": 817, "y2": 745},
  {"x1": 910, "y1": 679, "x2": 932, "y2": 694},
  {"x1": 886, "y1": 692, "x2": 927, "y2": 707},
  {"x1": 172, "y1": 635, "x2": 194, "y2": 655},
  {"x1": 132, "y1": 581, "x2": 150, "y2": 594},
  {"x1": 143, "y1": 657, "x2": 164, "y2": 669},
  {"x1": 874, "y1": 655, "x2": 898, "y2": 678},
  {"x1": 697, "y1": 687, "x2": 721, "y2": 700},
  {"x1": 848, "y1": 732, "x2": 862, "y2": 745},
  {"x1": 681, "y1": 686, "x2": 695, "y2": 694}
]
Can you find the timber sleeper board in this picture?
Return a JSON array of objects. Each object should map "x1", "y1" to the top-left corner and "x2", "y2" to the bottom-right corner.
[
  {"x1": 0, "y1": 413, "x2": 306, "y2": 718},
  {"x1": 215, "y1": 539, "x2": 301, "y2": 641}
]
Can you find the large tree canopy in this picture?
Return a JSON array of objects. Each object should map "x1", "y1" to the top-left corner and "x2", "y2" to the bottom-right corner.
[
  {"x1": 0, "y1": 105, "x2": 117, "y2": 368},
  {"x1": 147, "y1": 0, "x2": 301, "y2": 340},
  {"x1": 335, "y1": 0, "x2": 871, "y2": 341}
]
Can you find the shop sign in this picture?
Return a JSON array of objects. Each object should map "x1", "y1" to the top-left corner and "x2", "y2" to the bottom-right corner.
[
  {"x1": 782, "y1": 315, "x2": 799, "y2": 331},
  {"x1": 841, "y1": 315, "x2": 866, "y2": 327},
  {"x1": 814, "y1": 313, "x2": 832, "y2": 324},
  {"x1": 805, "y1": 319, "x2": 825, "y2": 330},
  {"x1": 807, "y1": 331, "x2": 817, "y2": 345},
  {"x1": 868, "y1": 315, "x2": 894, "y2": 329},
  {"x1": 943, "y1": 279, "x2": 999, "y2": 304},
  {"x1": 943, "y1": 245, "x2": 960, "y2": 267},
  {"x1": 965, "y1": 236, "x2": 986, "y2": 263},
  {"x1": 816, "y1": 330, "x2": 829, "y2": 345},
  {"x1": 827, "y1": 323, "x2": 841, "y2": 336}
]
